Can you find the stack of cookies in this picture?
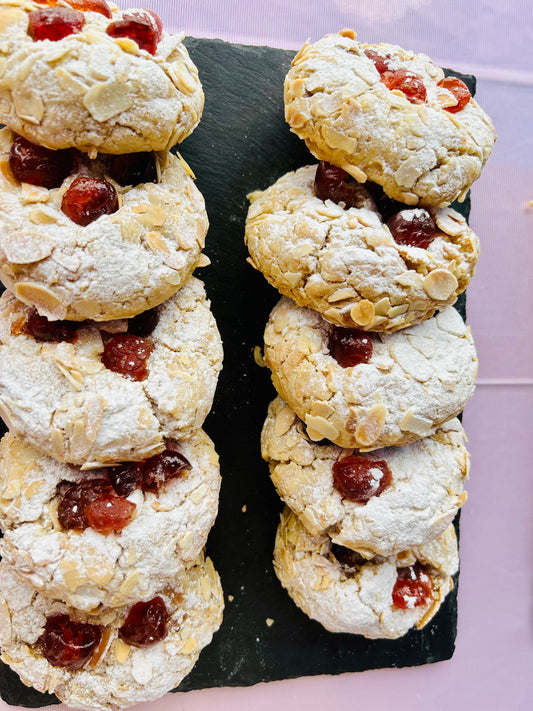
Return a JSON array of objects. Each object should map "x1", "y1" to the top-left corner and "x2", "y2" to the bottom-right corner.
[
  {"x1": 0, "y1": 2, "x2": 223, "y2": 708},
  {"x1": 246, "y1": 30, "x2": 495, "y2": 639}
]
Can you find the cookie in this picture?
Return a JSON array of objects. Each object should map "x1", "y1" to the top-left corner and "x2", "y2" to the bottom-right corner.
[
  {"x1": 262, "y1": 397, "x2": 468, "y2": 557},
  {"x1": 0, "y1": 2, "x2": 204, "y2": 154},
  {"x1": 246, "y1": 164, "x2": 479, "y2": 331},
  {"x1": 274, "y1": 507, "x2": 458, "y2": 638},
  {"x1": 0, "y1": 554, "x2": 223, "y2": 710},
  {"x1": 0, "y1": 277, "x2": 223, "y2": 466},
  {"x1": 0, "y1": 128, "x2": 208, "y2": 321},
  {"x1": 263, "y1": 297, "x2": 477, "y2": 449},
  {"x1": 284, "y1": 30, "x2": 495, "y2": 207},
  {"x1": 0, "y1": 429, "x2": 221, "y2": 611}
]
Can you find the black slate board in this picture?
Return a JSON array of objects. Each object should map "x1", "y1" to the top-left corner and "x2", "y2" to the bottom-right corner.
[{"x1": 0, "y1": 38, "x2": 474, "y2": 706}]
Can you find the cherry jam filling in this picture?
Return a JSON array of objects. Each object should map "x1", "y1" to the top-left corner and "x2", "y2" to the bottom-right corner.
[
  {"x1": 108, "y1": 152, "x2": 158, "y2": 186},
  {"x1": 21, "y1": 308, "x2": 79, "y2": 343},
  {"x1": 438, "y1": 76, "x2": 471, "y2": 113},
  {"x1": 314, "y1": 162, "x2": 373, "y2": 209},
  {"x1": 28, "y1": 7, "x2": 85, "y2": 41},
  {"x1": 100, "y1": 334, "x2": 153, "y2": 381},
  {"x1": 386, "y1": 209, "x2": 436, "y2": 249},
  {"x1": 119, "y1": 596, "x2": 168, "y2": 647},
  {"x1": 106, "y1": 10, "x2": 162, "y2": 55},
  {"x1": 39, "y1": 613, "x2": 101, "y2": 669},
  {"x1": 392, "y1": 562, "x2": 434, "y2": 609},
  {"x1": 9, "y1": 135, "x2": 73, "y2": 189},
  {"x1": 61, "y1": 176, "x2": 119, "y2": 226},
  {"x1": 328, "y1": 327, "x2": 373, "y2": 368},
  {"x1": 332, "y1": 456, "x2": 392, "y2": 503}
]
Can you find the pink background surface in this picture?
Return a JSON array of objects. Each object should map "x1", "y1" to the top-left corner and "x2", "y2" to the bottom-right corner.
[{"x1": 2, "y1": 1, "x2": 532, "y2": 710}]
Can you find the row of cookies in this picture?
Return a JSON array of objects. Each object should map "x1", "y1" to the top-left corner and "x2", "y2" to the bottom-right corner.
[
  {"x1": 246, "y1": 31, "x2": 495, "y2": 638},
  {"x1": 0, "y1": 2, "x2": 223, "y2": 708}
]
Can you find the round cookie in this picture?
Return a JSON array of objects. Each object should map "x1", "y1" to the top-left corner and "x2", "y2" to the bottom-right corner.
[
  {"x1": 0, "y1": 277, "x2": 223, "y2": 466},
  {"x1": 0, "y1": 554, "x2": 224, "y2": 710},
  {"x1": 0, "y1": 430, "x2": 221, "y2": 611},
  {"x1": 284, "y1": 30, "x2": 495, "y2": 207},
  {"x1": 0, "y1": 1, "x2": 204, "y2": 154},
  {"x1": 246, "y1": 164, "x2": 479, "y2": 331},
  {"x1": 0, "y1": 128, "x2": 208, "y2": 321},
  {"x1": 262, "y1": 397, "x2": 468, "y2": 557},
  {"x1": 263, "y1": 297, "x2": 477, "y2": 450},
  {"x1": 274, "y1": 507, "x2": 458, "y2": 638}
]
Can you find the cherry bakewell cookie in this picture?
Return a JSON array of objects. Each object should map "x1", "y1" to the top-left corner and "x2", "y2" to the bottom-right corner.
[
  {"x1": 262, "y1": 397, "x2": 468, "y2": 558},
  {"x1": 263, "y1": 297, "x2": 477, "y2": 450},
  {"x1": 246, "y1": 164, "x2": 479, "y2": 331},
  {"x1": 0, "y1": 277, "x2": 223, "y2": 467},
  {"x1": 0, "y1": 1, "x2": 204, "y2": 155},
  {"x1": 0, "y1": 430, "x2": 220, "y2": 611},
  {"x1": 274, "y1": 507, "x2": 458, "y2": 638},
  {"x1": 0, "y1": 554, "x2": 223, "y2": 710},
  {"x1": 0, "y1": 128, "x2": 208, "y2": 321},
  {"x1": 284, "y1": 30, "x2": 495, "y2": 207}
]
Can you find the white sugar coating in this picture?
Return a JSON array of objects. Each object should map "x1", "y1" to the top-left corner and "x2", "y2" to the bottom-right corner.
[
  {"x1": 0, "y1": 128, "x2": 208, "y2": 321},
  {"x1": 0, "y1": 554, "x2": 224, "y2": 710},
  {"x1": 0, "y1": 277, "x2": 223, "y2": 466},
  {"x1": 245, "y1": 165, "x2": 480, "y2": 331},
  {"x1": 0, "y1": 2, "x2": 204, "y2": 154},
  {"x1": 0, "y1": 429, "x2": 221, "y2": 610},
  {"x1": 262, "y1": 396, "x2": 469, "y2": 557},
  {"x1": 284, "y1": 32, "x2": 495, "y2": 206},
  {"x1": 273, "y1": 507, "x2": 458, "y2": 638},
  {"x1": 263, "y1": 297, "x2": 477, "y2": 449}
]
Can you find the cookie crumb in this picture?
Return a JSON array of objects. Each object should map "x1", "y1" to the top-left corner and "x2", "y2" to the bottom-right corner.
[
  {"x1": 266, "y1": 618, "x2": 274, "y2": 627},
  {"x1": 253, "y1": 345, "x2": 266, "y2": 367},
  {"x1": 242, "y1": 505, "x2": 247, "y2": 513},
  {"x1": 228, "y1": 595, "x2": 234, "y2": 602}
]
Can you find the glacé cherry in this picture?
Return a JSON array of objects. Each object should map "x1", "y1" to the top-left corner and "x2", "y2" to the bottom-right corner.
[
  {"x1": 22, "y1": 308, "x2": 79, "y2": 343},
  {"x1": 106, "y1": 11, "x2": 161, "y2": 55},
  {"x1": 314, "y1": 162, "x2": 370, "y2": 209},
  {"x1": 28, "y1": 7, "x2": 85, "y2": 41},
  {"x1": 392, "y1": 562, "x2": 434, "y2": 609},
  {"x1": 66, "y1": 0, "x2": 112, "y2": 18},
  {"x1": 332, "y1": 455, "x2": 392, "y2": 503},
  {"x1": 328, "y1": 327, "x2": 373, "y2": 368},
  {"x1": 386, "y1": 209, "x2": 436, "y2": 249},
  {"x1": 39, "y1": 613, "x2": 101, "y2": 669},
  {"x1": 85, "y1": 493, "x2": 136, "y2": 533},
  {"x1": 381, "y1": 69, "x2": 427, "y2": 104},
  {"x1": 438, "y1": 76, "x2": 471, "y2": 113},
  {"x1": 119, "y1": 596, "x2": 168, "y2": 647},
  {"x1": 57, "y1": 478, "x2": 113, "y2": 530},
  {"x1": 108, "y1": 152, "x2": 158, "y2": 186},
  {"x1": 107, "y1": 445, "x2": 191, "y2": 496},
  {"x1": 331, "y1": 544, "x2": 367, "y2": 570},
  {"x1": 364, "y1": 48, "x2": 393, "y2": 75},
  {"x1": 9, "y1": 135, "x2": 73, "y2": 189},
  {"x1": 100, "y1": 334, "x2": 153, "y2": 381},
  {"x1": 61, "y1": 176, "x2": 119, "y2": 226}
]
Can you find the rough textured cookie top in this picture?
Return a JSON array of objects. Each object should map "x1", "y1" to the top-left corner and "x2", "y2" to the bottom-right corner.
[
  {"x1": 262, "y1": 397, "x2": 468, "y2": 557},
  {"x1": 274, "y1": 507, "x2": 458, "y2": 638},
  {"x1": 246, "y1": 164, "x2": 479, "y2": 331},
  {"x1": 0, "y1": 277, "x2": 223, "y2": 466},
  {"x1": 264, "y1": 297, "x2": 477, "y2": 449},
  {"x1": 0, "y1": 554, "x2": 224, "y2": 710},
  {"x1": 0, "y1": 430, "x2": 221, "y2": 610},
  {"x1": 0, "y1": 128, "x2": 208, "y2": 321},
  {"x1": 284, "y1": 31, "x2": 495, "y2": 206},
  {"x1": 0, "y1": 1, "x2": 204, "y2": 154}
]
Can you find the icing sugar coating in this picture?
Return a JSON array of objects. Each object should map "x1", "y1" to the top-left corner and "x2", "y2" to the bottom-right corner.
[
  {"x1": 0, "y1": 430, "x2": 221, "y2": 610},
  {"x1": 0, "y1": 277, "x2": 223, "y2": 466},
  {"x1": 273, "y1": 507, "x2": 458, "y2": 638},
  {"x1": 0, "y1": 128, "x2": 208, "y2": 321},
  {"x1": 284, "y1": 31, "x2": 495, "y2": 206},
  {"x1": 262, "y1": 397, "x2": 469, "y2": 557},
  {"x1": 246, "y1": 165, "x2": 480, "y2": 331},
  {"x1": 0, "y1": 554, "x2": 224, "y2": 710},
  {"x1": 0, "y1": 2, "x2": 204, "y2": 154},
  {"x1": 263, "y1": 297, "x2": 477, "y2": 449}
]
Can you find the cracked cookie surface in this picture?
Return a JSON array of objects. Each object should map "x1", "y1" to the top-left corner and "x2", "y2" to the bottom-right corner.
[
  {"x1": 262, "y1": 397, "x2": 468, "y2": 557},
  {"x1": 274, "y1": 507, "x2": 458, "y2": 638},
  {"x1": 0, "y1": 1, "x2": 203, "y2": 154},
  {"x1": 0, "y1": 277, "x2": 223, "y2": 466},
  {"x1": 263, "y1": 297, "x2": 477, "y2": 449},
  {"x1": 0, "y1": 128, "x2": 208, "y2": 321},
  {"x1": 246, "y1": 165, "x2": 479, "y2": 331},
  {"x1": 0, "y1": 554, "x2": 223, "y2": 710},
  {"x1": 284, "y1": 31, "x2": 495, "y2": 207},
  {"x1": 0, "y1": 430, "x2": 221, "y2": 610}
]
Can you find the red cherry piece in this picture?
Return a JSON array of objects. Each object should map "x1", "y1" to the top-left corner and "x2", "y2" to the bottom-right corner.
[
  {"x1": 331, "y1": 544, "x2": 367, "y2": 570},
  {"x1": 107, "y1": 462, "x2": 142, "y2": 497},
  {"x1": 438, "y1": 76, "x2": 471, "y2": 113},
  {"x1": 124, "y1": 9, "x2": 162, "y2": 39},
  {"x1": 119, "y1": 597, "x2": 168, "y2": 647},
  {"x1": 387, "y1": 209, "x2": 436, "y2": 249},
  {"x1": 23, "y1": 308, "x2": 79, "y2": 343},
  {"x1": 332, "y1": 456, "x2": 392, "y2": 503},
  {"x1": 364, "y1": 48, "x2": 393, "y2": 75},
  {"x1": 101, "y1": 334, "x2": 153, "y2": 381},
  {"x1": 85, "y1": 494, "x2": 136, "y2": 533},
  {"x1": 106, "y1": 17, "x2": 158, "y2": 55},
  {"x1": 66, "y1": 0, "x2": 112, "y2": 18},
  {"x1": 57, "y1": 479, "x2": 113, "y2": 530},
  {"x1": 313, "y1": 162, "x2": 366, "y2": 209},
  {"x1": 28, "y1": 7, "x2": 84, "y2": 41},
  {"x1": 138, "y1": 447, "x2": 191, "y2": 494},
  {"x1": 39, "y1": 613, "x2": 101, "y2": 670},
  {"x1": 328, "y1": 327, "x2": 373, "y2": 368},
  {"x1": 381, "y1": 69, "x2": 427, "y2": 104},
  {"x1": 9, "y1": 135, "x2": 73, "y2": 189},
  {"x1": 392, "y1": 563, "x2": 434, "y2": 609},
  {"x1": 108, "y1": 152, "x2": 158, "y2": 186},
  {"x1": 61, "y1": 176, "x2": 118, "y2": 226}
]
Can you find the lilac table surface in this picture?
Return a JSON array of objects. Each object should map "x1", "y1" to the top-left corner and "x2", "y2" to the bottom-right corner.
[{"x1": 2, "y1": 1, "x2": 532, "y2": 710}]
